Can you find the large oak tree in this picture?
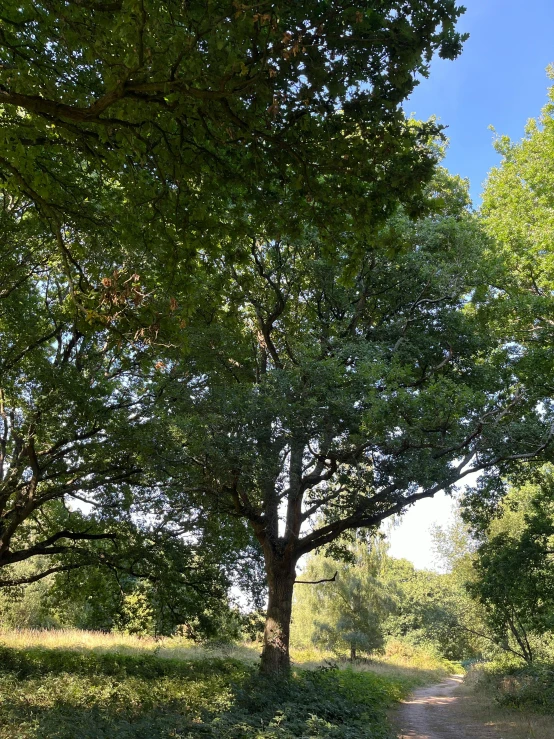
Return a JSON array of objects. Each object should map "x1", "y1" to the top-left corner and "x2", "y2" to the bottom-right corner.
[
  {"x1": 0, "y1": 2, "x2": 469, "y2": 588},
  {"x1": 6, "y1": 1, "x2": 551, "y2": 675},
  {"x1": 160, "y1": 174, "x2": 554, "y2": 672}
]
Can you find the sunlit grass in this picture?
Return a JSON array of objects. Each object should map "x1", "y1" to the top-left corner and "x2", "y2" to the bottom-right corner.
[
  {"x1": 363, "y1": 639, "x2": 461, "y2": 684},
  {"x1": 0, "y1": 629, "x2": 457, "y2": 684},
  {"x1": 456, "y1": 676, "x2": 553, "y2": 739},
  {"x1": 290, "y1": 639, "x2": 457, "y2": 687},
  {"x1": 0, "y1": 628, "x2": 258, "y2": 657},
  {"x1": 0, "y1": 628, "x2": 161, "y2": 653},
  {"x1": 2, "y1": 629, "x2": 548, "y2": 738}
]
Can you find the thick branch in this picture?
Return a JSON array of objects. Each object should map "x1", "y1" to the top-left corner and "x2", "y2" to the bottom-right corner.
[
  {"x1": 1, "y1": 530, "x2": 117, "y2": 566},
  {"x1": 0, "y1": 563, "x2": 83, "y2": 587}
]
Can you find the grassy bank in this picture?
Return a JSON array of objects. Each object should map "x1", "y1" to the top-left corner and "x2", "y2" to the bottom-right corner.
[{"x1": 0, "y1": 630, "x2": 453, "y2": 739}]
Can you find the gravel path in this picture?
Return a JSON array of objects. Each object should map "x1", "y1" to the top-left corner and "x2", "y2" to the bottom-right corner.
[{"x1": 393, "y1": 676, "x2": 499, "y2": 739}]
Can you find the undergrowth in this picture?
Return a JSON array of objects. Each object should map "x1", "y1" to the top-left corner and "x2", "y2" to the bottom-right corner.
[
  {"x1": 0, "y1": 644, "x2": 411, "y2": 738},
  {"x1": 467, "y1": 660, "x2": 554, "y2": 714}
]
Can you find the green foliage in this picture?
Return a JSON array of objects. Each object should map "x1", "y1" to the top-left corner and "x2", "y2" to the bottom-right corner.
[
  {"x1": 0, "y1": 563, "x2": 58, "y2": 630},
  {"x1": 476, "y1": 75, "x2": 554, "y2": 483},
  {"x1": 0, "y1": 0, "x2": 468, "y2": 254},
  {"x1": 292, "y1": 537, "x2": 394, "y2": 658},
  {"x1": 379, "y1": 638, "x2": 460, "y2": 679},
  {"x1": 0, "y1": 644, "x2": 409, "y2": 738},
  {"x1": 0, "y1": 184, "x2": 196, "y2": 584},
  {"x1": 381, "y1": 560, "x2": 477, "y2": 662},
  {"x1": 46, "y1": 564, "x2": 126, "y2": 633},
  {"x1": 470, "y1": 661, "x2": 554, "y2": 714},
  {"x1": 117, "y1": 584, "x2": 157, "y2": 636},
  {"x1": 0, "y1": 192, "x2": 259, "y2": 625},
  {"x1": 482, "y1": 73, "x2": 554, "y2": 310},
  {"x1": 292, "y1": 533, "x2": 478, "y2": 663},
  {"x1": 425, "y1": 506, "x2": 491, "y2": 659},
  {"x1": 0, "y1": 537, "x2": 249, "y2": 640},
  {"x1": 468, "y1": 471, "x2": 554, "y2": 663}
]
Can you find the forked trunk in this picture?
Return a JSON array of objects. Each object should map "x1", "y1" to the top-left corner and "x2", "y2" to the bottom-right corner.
[{"x1": 260, "y1": 557, "x2": 296, "y2": 674}]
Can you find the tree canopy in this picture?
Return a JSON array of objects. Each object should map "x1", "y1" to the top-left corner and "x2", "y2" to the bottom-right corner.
[
  {"x1": 0, "y1": 1, "x2": 472, "y2": 641},
  {"x1": 0, "y1": 0, "x2": 467, "y2": 244},
  {"x1": 466, "y1": 471, "x2": 554, "y2": 664},
  {"x1": 0, "y1": 1, "x2": 471, "y2": 353}
]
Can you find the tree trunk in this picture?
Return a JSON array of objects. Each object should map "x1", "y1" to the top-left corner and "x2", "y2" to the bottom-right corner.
[
  {"x1": 506, "y1": 612, "x2": 533, "y2": 664},
  {"x1": 350, "y1": 644, "x2": 357, "y2": 662},
  {"x1": 260, "y1": 557, "x2": 296, "y2": 674}
]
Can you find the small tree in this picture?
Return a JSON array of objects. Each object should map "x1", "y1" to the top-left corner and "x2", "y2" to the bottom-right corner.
[{"x1": 293, "y1": 536, "x2": 394, "y2": 660}]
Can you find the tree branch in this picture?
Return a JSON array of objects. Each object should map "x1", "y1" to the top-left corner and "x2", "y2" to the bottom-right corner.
[{"x1": 295, "y1": 570, "x2": 337, "y2": 585}]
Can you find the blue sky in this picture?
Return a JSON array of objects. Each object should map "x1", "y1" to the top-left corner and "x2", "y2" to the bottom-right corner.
[
  {"x1": 406, "y1": 0, "x2": 554, "y2": 205},
  {"x1": 387, "y1": 1, "x2": 554, "y2": 569}
]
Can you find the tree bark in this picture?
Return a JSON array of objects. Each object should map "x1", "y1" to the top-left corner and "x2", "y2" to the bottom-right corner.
[{"x1": 260, "y1": 556, "x2": 296, "y2": 674}]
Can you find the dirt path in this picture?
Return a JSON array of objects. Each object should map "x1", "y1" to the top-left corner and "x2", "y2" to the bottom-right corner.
[{"x1": 392, "y1": 676, "x2": 499, "y2": 739}]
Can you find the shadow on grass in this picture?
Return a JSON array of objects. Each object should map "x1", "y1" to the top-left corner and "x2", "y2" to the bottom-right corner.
[{"x1": 0, "y1": 643, "x2": 245, "y2": 680}]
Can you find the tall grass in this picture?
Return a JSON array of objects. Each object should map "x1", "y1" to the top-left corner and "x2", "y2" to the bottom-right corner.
[
  {"x1": 0, "y1": 630, "x2": 455, "y2": 682},
  {"x1": 466, "y1": 660, "x2": 554, "y2": 713},
  {"x1": 458, "y1": 663, "x2": 554, "y2": 739},
  {"x1": 0, "y1": 628, "x2": 261, "y2": 663}
]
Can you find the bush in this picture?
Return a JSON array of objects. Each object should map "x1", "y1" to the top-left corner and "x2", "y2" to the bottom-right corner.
[
  {"x1": 0, "y1": 572, "x2": 59, "y2": 631},
  {"x1": 469, "y1": 661, "x2": 554, "y2": 713}
]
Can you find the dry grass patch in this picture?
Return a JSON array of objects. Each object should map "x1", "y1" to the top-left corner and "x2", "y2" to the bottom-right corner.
[
  {"x1": 348, "y1": 638, "x2": 458, "y2": 688},
  {"x1": 0, "y1": 628, "x2": 160, "y2": 654},
  {"x1": 289, "y1": 640, "x2": 455, "y2": 690}
]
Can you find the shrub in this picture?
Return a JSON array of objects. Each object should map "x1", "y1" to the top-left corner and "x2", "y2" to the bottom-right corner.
[{"x1": 469, "y1": 661, "x2": 554, "y2": 713}]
